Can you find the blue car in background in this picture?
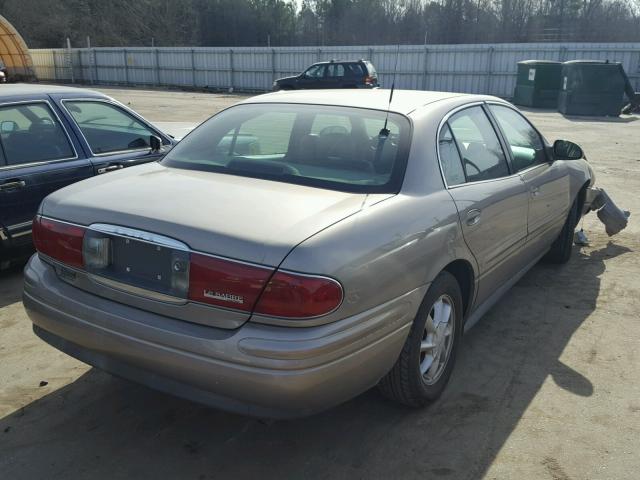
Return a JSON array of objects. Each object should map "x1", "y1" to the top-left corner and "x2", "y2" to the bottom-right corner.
[{"x1": 0, "y1": 84, "x2": 175, "y2": 266}]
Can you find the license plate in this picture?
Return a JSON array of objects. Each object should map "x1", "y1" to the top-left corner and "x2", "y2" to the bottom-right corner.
[{"x1": 84, "y1": 229, "x2": 190, "y2": 298}]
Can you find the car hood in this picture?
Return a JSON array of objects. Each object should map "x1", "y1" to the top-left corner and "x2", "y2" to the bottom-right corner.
[
  {"x1": 41, "y1": 162, "x2": 368, "y2": 266},
  {"x1": 275, "y1": 75, "x2": 298, "y2": 83}
]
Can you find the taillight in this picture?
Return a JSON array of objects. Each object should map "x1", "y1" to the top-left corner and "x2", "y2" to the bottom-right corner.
[
  {"x1": 364, "y1": 75, "x2": 375, "y2": 85},
  {"x1": 188, "y1": 253, "x2": 271, "y2": 312},
  {"x1": 32, "y1": 216, "x2": 85, "y2": 268},
  {"x1": 254, "y1": 271, "x2": 343, "y2": 318}
]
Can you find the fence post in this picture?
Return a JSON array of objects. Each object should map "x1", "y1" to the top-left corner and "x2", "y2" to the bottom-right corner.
[
  {"x1": 422, "y1": 47, "x2": 429, "y2": 91},
  {"x1": 271, "y1": 48, "x2": 276, "y2": 84},
  {"x1": 52, "y1": 52, "x2": 58, "y2": 82},
  {"x1": 93, "y1": 49, "x2": 99, "y2": 84},
  {"x1": 77, "y1": 50, "x2": 84, "y2": 83},
  {"x1": 229, "y1": 48, "x2": 234, "y2": 90},
  {"x1": 123, "y1": 49, "x2": 129, "y2": 85},
  {"x1": 191, "y1": 48, "x2": 196, "y2": 87},
  {"x1": 317, "y1": 48, "x2": 322, "y2": 62},
  {"x1": 559, "y1": 46, "x2": 568, "y2": 62},
  {"x1": 154, "y1": 48, "x2": 161, "y2": 86},
  {"x1": 66, "y1": 38, "x2": 74, "y2": 84},
  {"x1": 485, "y1": 46, "x2": 494, "y2": 95}
]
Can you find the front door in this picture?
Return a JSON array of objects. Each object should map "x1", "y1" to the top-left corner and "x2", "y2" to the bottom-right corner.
[
  {"x1": 57, "y1": 98, "x2": 171, "y2": 175},
  {"x1": 297, "y1": 64, "x2": 327, "y2": 89},
  {"x1": 439, "y1": 106, "x2": 529, "y2": 306},
  {"x1": 487, "y1": 104, "x2": 571, "y2": 257},
  {"x1": 0, "y1": 100, "x2": 92, "y2": 250}
]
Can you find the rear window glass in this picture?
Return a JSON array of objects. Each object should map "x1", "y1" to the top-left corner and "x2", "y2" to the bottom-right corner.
[{"x1": 161, "y1": 104, "x2": 411, "y2": 193}]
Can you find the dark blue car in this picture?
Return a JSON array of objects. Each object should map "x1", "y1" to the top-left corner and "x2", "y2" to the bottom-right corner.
[{"x1": 0, "y1": 85, "x2": 175, "y2": 266}]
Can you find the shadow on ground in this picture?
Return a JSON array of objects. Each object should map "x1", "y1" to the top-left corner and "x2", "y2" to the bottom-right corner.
[{"x1": 0, "y1": 241, "x2": 631, "y2": 480}]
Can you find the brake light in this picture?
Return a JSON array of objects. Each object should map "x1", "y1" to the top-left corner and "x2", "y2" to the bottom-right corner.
[
  {"x1": 364, "y1": 75, "x2": 375, "y2": 85},
  {"x1": 254, "y1": 271, "x2": 343, "y2": 318},
  {"x1": 32, "y1": 216, "x2": 85, "y2": 268},
  {"x1": 188, "y1": 253, "x2": 271, "y2": 312}
]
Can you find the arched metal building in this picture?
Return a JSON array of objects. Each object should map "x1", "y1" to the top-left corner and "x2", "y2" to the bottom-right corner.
[{"x1": 0, "y1": 15, "x2": 35, "y2": 80}]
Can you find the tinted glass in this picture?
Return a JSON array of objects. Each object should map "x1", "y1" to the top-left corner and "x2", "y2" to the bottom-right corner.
[
  {"x1": 438, "y1": 124, "x2": 465, "y2": 186},
  {"x1": 0, "y1": 102, "x2": 74, "y2": 165},
  {"x1": 327, "y1": 64, "x2": 345, "y2": 77},
  {"x1": 162, "y1": 104, "x2": 411, "y2": 193},
  {"x1": 65, "y1": 101, "x2": 158, "y2": 154},
  {"x1": 489, "y1": 105, "x2": 546, "y2": 172},
  {"x1": 448, "y1": 106, "x2": 509, "y2": 182},
  {"x1": 304, "y1": 65, "x2": 325, "y2": 78},
  {"x1": 345, "y1": 63, "x2": 364, "y2": 76}
]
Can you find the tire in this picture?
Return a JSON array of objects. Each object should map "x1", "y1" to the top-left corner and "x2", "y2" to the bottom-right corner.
[
  {"x1": 545, "y1": 198, "x2": 578, "y2": 264},
  {"x1": 378, "y1": 271, "x2": 463, "y2": 407}
]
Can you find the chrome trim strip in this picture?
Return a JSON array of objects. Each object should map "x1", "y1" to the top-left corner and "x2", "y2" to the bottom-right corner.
[
  {"x1": 89, "y1": 223, "x2": 190, "y2": 251},
  {"x1": 0, "y1": 99, "x2": 79, "y2": 172},
  {"x1": 8, "y1": 220, "x2": 33, "y2": 231},
  {"x1": 0, "y1": 229, "x2": 7, "y2": 241},
  {"x1": 60, "y1": 98, "x2": 168, "y2": 157},
  {"x1": 10, "y1": 230, "x2": 31, "y2": 238},
  {"x1": 87, "y1": 274, "x2": 188, "y2": 305}
]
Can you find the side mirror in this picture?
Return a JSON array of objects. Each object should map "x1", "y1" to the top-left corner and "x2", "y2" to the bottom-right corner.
[
  {"x1": 553, "y1": 140, "x2": 583, "y2": 160},
  {"x1": 1, "y1": 120, "x2": 17, "y2": 134},
  {"x1": 150, "y1": 135, "x2": 162, "y2": 152}
]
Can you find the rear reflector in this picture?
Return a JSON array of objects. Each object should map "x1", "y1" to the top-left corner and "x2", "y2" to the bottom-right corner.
[
  {"x1": 32, "y1": 216, "x2": 85, "y2": 268},
  {"x1": 188, "y1": 253, "x2": 272, "y2": 312},
  {"x1": 254, "y1": 271, "x2": 343, "y2": 318}
]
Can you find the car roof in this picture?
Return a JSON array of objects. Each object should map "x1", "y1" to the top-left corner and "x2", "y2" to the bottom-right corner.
[
  {"x1": 0, "y1": 83, "x2": 107, "y2": 98},
  {"x1": 242, "y1": 89, "x2": 478, "y2": 115}
]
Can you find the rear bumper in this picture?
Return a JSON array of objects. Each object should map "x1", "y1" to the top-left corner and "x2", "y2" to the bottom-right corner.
[{"x1": 23, "y1": 255, "x2": 423, "y2": 418}]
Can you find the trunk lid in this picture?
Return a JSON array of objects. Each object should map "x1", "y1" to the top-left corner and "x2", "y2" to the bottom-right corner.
[{"x1": 41, "y1": 162, "x2": 367, "y2": 327}]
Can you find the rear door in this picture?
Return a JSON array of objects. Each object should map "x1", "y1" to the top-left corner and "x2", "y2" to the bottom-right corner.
[
  {"x1": 0, "y1": 99, "x2": 92, "y2": 248},
  {"x1": 439, "y1": 105, "x2": 529, "y2": 306},
  {"x1": 487, "y1": 104, "x2": 570, "y2": 257},
  {"x1": 325, "y1": 63, "x2": 346, "y2": 88},
  {"x1": 55, "y1": 97, "x2": 172, "y2": 176}
]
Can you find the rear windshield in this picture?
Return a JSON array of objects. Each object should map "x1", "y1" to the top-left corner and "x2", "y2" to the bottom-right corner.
[{"x1": 161, "y1": 103, "x2": 411, "y2": 193}]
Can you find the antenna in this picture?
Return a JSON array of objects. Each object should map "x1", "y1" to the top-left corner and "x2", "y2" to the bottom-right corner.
[{"x1": 380, "y1": 44, "x2": 400, "y2": 137}]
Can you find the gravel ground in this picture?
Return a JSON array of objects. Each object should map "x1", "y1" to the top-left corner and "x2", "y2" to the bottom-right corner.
[{"x1": 0, "y1": 86, "x2": 638, "y2": 480}]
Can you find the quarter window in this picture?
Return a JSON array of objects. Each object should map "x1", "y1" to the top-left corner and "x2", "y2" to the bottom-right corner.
[
  {"x1": 448, "y1": 106, "x2": 509, "y2": 182},
  {"x1": 489, "y1": 105, "x2": 546, "y2": 172},
  {"x1": 65, "y1": 101, "x2": 159, "y2": 154},
  {"x1": 0, "y1": 102, "x2": 74, "y2": 166},
  {"x1": 438, "y1": 124, "x2": 465, "y2": 186}
]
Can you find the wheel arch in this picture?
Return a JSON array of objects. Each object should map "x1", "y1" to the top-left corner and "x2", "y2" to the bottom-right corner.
[{"x1": 441, "y1": 259, "x2": 475, "y2": 318}]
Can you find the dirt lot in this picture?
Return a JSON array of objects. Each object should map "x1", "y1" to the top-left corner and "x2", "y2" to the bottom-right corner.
[{"x1": 1, "y1": 86, "x2": 639, "y2": 480}]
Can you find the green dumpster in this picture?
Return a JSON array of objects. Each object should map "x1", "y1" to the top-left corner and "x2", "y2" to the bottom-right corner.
[
  {"x1": 513, "y1": 60, "x2": 562, "y2": 108},
  {"x1": 558, "y1": 61, "x2": 626, "y2": 116}
]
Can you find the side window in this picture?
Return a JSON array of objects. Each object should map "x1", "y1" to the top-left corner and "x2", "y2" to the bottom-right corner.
[
  {"x1": 489, "y1": 105, "x2": 546, "y2": 172},
  {"x1": 65, "y1": 100, "x2": 159, "y2": 154},
  {"x1": 345, "y1": 64, "x2": 362, "y2": 76},
  {"x1": 438, "y1": 124, "x2": 465, "y2": 186},
  {"x1": 0, "y1": 102, "x2": 75, "y2": 166},
  {"x1": 448, "y1": 106, "x2": 510, "y2": 182},
  {"x1": 304, "y1": 65, "x2": 325, "y2": 78},
  {"x1": 327, "y1": 64, "x2": 345, "y2": 77}
]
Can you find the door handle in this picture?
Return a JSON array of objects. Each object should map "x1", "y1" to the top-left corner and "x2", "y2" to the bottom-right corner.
[
  {"x1": 530, "y1": 186, "x2": 540, "y2": 197},
  {"x1": 466, "y1": 209, "x2": 482, "y2": 226},
  {"x1": 0, "y1": 179, "x2": 26, "y2": 191},
  {"x1": 97, "y1": 164, "x2": 124, "y2": 174}
]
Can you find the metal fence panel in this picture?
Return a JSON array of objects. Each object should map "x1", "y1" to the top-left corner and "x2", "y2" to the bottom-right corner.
[{"x1": 29, "y1": 42, "x2": 640, "y2": 97}]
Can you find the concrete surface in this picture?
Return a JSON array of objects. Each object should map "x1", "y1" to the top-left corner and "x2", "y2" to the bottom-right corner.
[{"x1": 1, "y1": 86, "x2": 639, "y2": 480}]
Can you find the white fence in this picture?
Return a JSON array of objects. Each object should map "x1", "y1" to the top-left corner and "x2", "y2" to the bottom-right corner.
[{"x1": 29, "y1": 43, "x2": 640, "y2": 98}]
